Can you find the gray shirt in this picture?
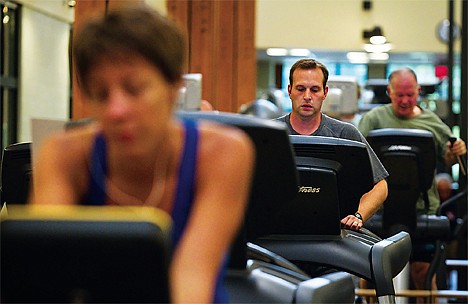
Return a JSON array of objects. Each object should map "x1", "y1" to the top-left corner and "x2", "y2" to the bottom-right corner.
[{"x1": 275, "y1": 113, "x2": 389, "y2": 184}]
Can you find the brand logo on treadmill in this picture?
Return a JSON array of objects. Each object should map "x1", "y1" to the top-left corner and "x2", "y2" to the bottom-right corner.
[
  {"x1": 388, "y1": 145, "x2": 412, "y2": 151},
  {"x1": 298, "y1": 186, "x2": 320, "y2": 193}
]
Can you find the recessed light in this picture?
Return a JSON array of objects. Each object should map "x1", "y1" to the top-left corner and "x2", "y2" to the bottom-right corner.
[{"x1": 266, "y1": 48, "x2": 288, "y2": 56}]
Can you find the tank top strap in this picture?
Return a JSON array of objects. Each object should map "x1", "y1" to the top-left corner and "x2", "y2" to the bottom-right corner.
[
  {"x1": 171, "y1": 119, "x2": 199, "y2": 247},
  {"x1": 82, "y1": 133, "x2": 107, "y2": 205}
]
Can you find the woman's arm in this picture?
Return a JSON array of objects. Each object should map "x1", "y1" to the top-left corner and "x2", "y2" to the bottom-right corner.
[
  {"x1": 29, "y1": 132, "x2": 89, "y2": 205},
  {"x1": 170, "y1": 123, "x2": 254, "y2": 303}
]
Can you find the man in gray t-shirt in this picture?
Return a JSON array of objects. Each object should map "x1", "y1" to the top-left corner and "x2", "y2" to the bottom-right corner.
[{"x1": 275, "y1": 58, "x2": 388, "y2": 231}]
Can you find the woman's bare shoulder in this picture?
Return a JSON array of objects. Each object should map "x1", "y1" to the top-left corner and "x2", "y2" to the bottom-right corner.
[
  {"x1": 38, "y1": 122, "x2": 99, "y2": 162},
  {"x1": 199, "y1": 120, "x2": 251, "y2": 144},
  {"x1": 196, "y1": 120, "x2": 254, "y2": 162}
]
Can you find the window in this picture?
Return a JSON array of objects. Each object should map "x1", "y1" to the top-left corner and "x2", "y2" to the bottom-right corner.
[{"x1": 1, "y1": 0, "x2": 19, "y2": 150}]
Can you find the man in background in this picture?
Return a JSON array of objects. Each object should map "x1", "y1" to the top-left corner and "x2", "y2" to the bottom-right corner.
[
  {"x1": 275, "y1": 58, "x2": 388, "y2": 230},
  {"x1": 358, "y1": 67, "x2": 467, "y2": 300}
]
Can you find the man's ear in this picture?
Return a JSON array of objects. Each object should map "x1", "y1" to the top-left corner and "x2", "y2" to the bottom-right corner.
[
  {"x1": 287, "y1": 84, "x2": 292, "y2": 96},
  {"x1": 323, "y1": 86, "x2": 329, "y2": 99}
]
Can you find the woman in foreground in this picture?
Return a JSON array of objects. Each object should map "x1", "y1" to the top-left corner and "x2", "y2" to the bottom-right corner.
[{"x1": 29, "y1": 4, "x2": 254, "y2": 303}]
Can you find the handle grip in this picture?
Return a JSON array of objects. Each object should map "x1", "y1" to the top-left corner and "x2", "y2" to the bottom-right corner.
[{"x1": 449, "y1": 137, "x2": 466, "y2": 176}]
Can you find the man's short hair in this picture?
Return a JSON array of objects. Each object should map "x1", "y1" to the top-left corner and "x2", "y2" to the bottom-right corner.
[
  {"x1": 388, "y1": 67, "x2": 418, "y2": 87},
  {"x1": 289, "y1": 58, "x2": 329, "y2": 89}
]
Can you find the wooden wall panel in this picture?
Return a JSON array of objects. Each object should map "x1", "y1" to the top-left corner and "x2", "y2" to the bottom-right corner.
[
  {"x1": 167, "y1": 0, "x2": 256, "y2": 113},
  {"x1": 212, "y1": 0, "x2": 234, "y2": 112},
  {"x1": 166, "y1": 0, "x2": 190, "y2": 73},
  {"x1": 234, "y1": 0, "x2": 256, "y2": 111},
  {"x1": 107, "y1": 0, "x2": 141, "y2": 11},
  {"x1": 72, "y1": 0, "x2": 107, "y2": 119},
  {"x1": 73, "y1": 0, "x2": 256, "y2": 117},
  {"x1": 73, "y1": 1, "x2": 106, "y2": 32},
  {"x1": 189, "y1": 1, "x2": 215, "y2": 106},
  {"x1": 167, "y1": 0, "x2": 189, "y2": 31}
]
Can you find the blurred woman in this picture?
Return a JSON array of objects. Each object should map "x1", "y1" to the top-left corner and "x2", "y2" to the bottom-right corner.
[{"x1": 29, "y1": 4, "x2": 254, "y2": 303}]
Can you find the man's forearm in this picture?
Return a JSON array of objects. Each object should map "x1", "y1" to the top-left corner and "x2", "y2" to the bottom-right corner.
[{"x1": 358, "y1": 179, "x2": 388, "y2": 222}]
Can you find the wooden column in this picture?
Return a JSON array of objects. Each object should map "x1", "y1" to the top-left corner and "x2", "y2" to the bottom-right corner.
[
  {"x1": 167, "y1": 0, "x2": 256, "y2": 113},
  {"x1": 234, "y1": 0, "x2": 256, "y2": 112},
  {"x1": 72, "y1": 0, "x2": 142, "y2": 119}
]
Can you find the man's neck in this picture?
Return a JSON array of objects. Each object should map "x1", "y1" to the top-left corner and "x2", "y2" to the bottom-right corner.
[
  {"x1": 290, "y1": 112, "x2": 322, "y2": 135},
  {"x1": 412, "y1": 105, "x2": 422, "y2": 117},
  {"x1": 394, "y1": 105, "x2": 423, "y2": 119}
]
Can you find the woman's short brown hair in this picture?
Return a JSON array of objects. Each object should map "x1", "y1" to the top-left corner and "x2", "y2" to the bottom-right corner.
[{"x1": 73, "y1": 4, "x2": 186, "y2": 95}]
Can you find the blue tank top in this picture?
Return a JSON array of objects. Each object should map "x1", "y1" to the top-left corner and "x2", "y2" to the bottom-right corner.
[{"x1": 82, "y1": 119, "x2": 228, "y2": 303}]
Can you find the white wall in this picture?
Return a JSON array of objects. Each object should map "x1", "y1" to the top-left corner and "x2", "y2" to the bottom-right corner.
[
  {"x1": 256, "y1": 0, "x2": 461, "y2": 53},
  {"x1": 146, "y1": 0, "x2": 167, "y2": 14},
  {"x1": 15, "y1": 0, "x2": 167, "y2": 142},
  {"x1": 19, "y1": 5, "x2": 71, "y2": 142},
  {"x1": 16, "y1": 0, "x2": 74, "y2": 23}
]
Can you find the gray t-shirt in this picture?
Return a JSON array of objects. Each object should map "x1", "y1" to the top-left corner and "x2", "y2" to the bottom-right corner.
[{"x1": 275, "y1": 113, "x2": 389, "y2": 184}]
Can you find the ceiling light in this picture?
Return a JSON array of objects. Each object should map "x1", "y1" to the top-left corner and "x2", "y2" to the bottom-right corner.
[
  {"x1": 289, "y1": 48, "x2": 311, "y2": 57},
  {"x1": 266, "y1": 48, "x2": 288, "y2": 56},
  {"x1": 368, "y1": 52, "x2": 389, "y2": 61},
  {"x1": 364, "y1": 43, "x2": 392, "y2": 53},
  {"x1": 64, "y1": 0, "x2": 76, "y2": 7},
  {"x1": 346, "y1": 52, "x2": 369, "y2": 63},
  {"x1": 363, "y1": 26, "x2": 390, "y2": 47},
  {"x1": 369, "y1": 35, "x2": 386, "y2": 45}
]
